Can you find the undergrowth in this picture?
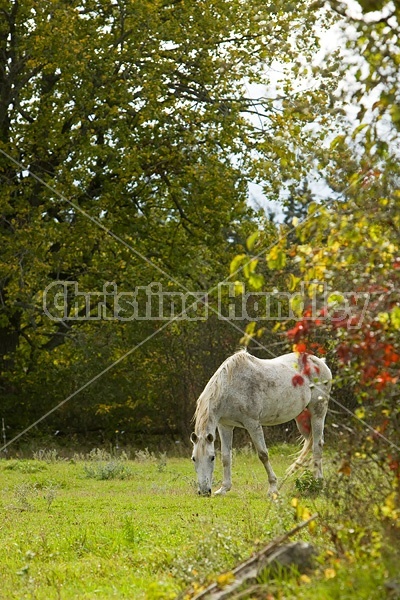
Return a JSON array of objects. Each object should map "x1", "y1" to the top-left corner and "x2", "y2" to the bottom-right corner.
[{"x1": 0, "y1": 446, "x2": 398, "y2": 599}]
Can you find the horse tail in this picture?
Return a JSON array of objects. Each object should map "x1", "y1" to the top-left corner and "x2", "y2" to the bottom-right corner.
[
  {"x1": 286, "y1": 435, "x2": 313, "y2": 477},
  {"x1": 286, "y1": 409, "x2": 313, "y2": 477}
]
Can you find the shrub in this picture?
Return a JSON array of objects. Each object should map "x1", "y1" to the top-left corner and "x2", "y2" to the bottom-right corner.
[
  {"x1": 83, "y1": 459, "x2": 133, "y2": 480},
  {"x1": 295, "y1": 470, "x2": 324, "y2": 496}
]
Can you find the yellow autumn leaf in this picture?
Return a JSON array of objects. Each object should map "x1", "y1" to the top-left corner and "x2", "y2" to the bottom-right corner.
[
  {"x1": 266, "y1": 246, "x2": 287, "y2": 270},
  {"x1": 234, "y1": 281, "x2": 244, "y2": 295},
  {"x1": 298, "y1": 244, "x2": 313, "y2": 255},
  {"x1": 288, "y1": 273, "x2": 301, "y2": 292},
  {"x1": 385, "y1": 492, "x2": 397, "y2": 512},
  {"x1": 246, "y1": 230, "x2": 259, "y2": 251},
  {"x1": 324, "y1": 568, "x2": 336, "y2": 579},
  {"x1": 377, "y1": 312, "x2": 390, "y2": 325},
  {"x1": 299, "y1": 574, "x2": 311, "y2": 584},
  {"x1": 330, "y1": 241, "x2": 341, "y2": 253},
  {"x1": 308, "y1": 519, "x2": 317, "y2": 533},
  {"x1": 245, "y1": 321, "x2": 256, "y2": 335},
  {"x1": 381, "y1": 505, "x2": 392, "y2": 518},
  {"x1": 230, "y1": 254, "x2": 246, "y2": 275},
  {"x1": 354, "y1": 407, "x2": 365, "y2": 420},
  {"x1": 217, "y1": 572, "x2": 235, "y2": 588}
]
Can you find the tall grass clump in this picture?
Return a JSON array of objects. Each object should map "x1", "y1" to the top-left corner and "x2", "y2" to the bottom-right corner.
[{"x1": 82, "y1": 447, "x2": 133, "y2": 480}]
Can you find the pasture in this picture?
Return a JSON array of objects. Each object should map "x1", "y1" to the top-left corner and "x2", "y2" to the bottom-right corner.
[{"x1": 0, "y1": 445, "x2": 396, "y2": 599}]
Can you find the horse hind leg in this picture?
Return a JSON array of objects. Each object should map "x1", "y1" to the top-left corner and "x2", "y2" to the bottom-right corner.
[
  {"x1": 309, "y1": 397, "x2": 329, "y2": 479},
  {"x1": 285, "y1": 409, "x2": 313, "y2": 477},
  {"x1": 287, "y1": 399, "x2": 328, "y2": 480},
  {"x1": 310, "y1": 416, "x2": 325, "y2": 479}
]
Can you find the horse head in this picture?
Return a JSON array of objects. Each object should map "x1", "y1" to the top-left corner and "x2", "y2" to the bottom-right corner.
[{"x1": 190, "y1": 431, "x2": 215, "y2": 496}]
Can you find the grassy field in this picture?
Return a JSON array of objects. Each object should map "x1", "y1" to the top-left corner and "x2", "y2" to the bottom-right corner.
[{"x1": 0, "y1": 445, "x2": 398, "y2": 599}]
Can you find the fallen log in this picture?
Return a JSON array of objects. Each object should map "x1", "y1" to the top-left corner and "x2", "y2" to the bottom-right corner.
[{"x1": 188, "y1": 513, "x2": 318, "y2": 600}]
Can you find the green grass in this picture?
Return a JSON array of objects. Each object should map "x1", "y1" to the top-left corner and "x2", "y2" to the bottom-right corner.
[{"x1": 0, "y1": 446, "x2": 398, "y2": 599}]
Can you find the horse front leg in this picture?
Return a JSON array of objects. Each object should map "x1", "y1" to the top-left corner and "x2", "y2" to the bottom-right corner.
[
  {"x1": 246, "y1": 421, "x2": 278, "y2": 496},
  {"x1": 214, "y1": 424, "x2": 233, "y2": 496}
]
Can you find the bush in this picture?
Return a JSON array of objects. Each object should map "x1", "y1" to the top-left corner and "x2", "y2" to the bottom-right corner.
[{"x1": 83, "y1": 459, "x2": 133, "y2": 480}]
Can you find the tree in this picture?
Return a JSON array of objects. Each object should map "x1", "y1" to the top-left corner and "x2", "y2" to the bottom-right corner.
[
  {"x1": 229, "y1": 0, "x2": 400, "y2": 538},
  {"x1": 0, "y1": 0, "x2": 339, "y2": 443}
]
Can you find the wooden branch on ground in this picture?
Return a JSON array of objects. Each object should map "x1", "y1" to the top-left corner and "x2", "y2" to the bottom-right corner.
[{"x1": 188, "y1": 513, "x2": 318, "y2": 600}]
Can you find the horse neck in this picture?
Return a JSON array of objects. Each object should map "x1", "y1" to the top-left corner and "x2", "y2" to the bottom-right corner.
[
  {"x1": 195, "y1": 410, "x2": 217, "y2": 438},
  {"x1": 205, "y1": 416, "x2": 217, "y2": 437},
  {"x1": 195, "y1": 394, "x2": 218, "y2": 437},
  {"x1": 195, "y1": 361, "x2": 228, "y2": 435}
]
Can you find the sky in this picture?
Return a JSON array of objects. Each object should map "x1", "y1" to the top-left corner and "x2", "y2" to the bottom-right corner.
[
  {"x1": 244, "y1": 14, "x2": 345, "y2": 221},
  {"x1": 247, "y1": 1, "x2": 399, "y2": 220}
]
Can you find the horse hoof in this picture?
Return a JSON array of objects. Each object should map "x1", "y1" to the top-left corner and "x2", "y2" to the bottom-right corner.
[{"x1": 214, "y1": 488, "x2": 227, "y2": 496}]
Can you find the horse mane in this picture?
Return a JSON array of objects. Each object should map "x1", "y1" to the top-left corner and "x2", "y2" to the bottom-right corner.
[{"x1": 194, "y1": 349, "x2": 250, "y2": 434}]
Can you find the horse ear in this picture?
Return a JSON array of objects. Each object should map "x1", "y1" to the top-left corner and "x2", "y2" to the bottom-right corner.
[
  {"x1": 206, "y1": 433, "x2": 214, "y2": 444},
  {"x1": 190, "y1": 432, "x2": 198, "y2": 444}
]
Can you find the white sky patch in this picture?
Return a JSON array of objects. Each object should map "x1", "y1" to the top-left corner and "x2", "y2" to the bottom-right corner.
[
  {"x1": 248, "y1": 181, "x2": 285, "y2": 221},
  {"x1": 245, "y1": 18, "x2": 346, "y2": 220},
  {"x1": 245, "y1": 3, "x2": 400, "y2": 219}
]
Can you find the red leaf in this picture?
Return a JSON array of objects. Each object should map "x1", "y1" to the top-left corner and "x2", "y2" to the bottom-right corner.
[
  {"x1": 295, "y1": 409, "x2": 311, "y2": 436},
  {"x1": 374, "y1": 372, "x2": 398, "y2": 391},
  {"x1": 303, "y1": 364, "x2": 312, "y2": 376},
  {"x1": 388, "y1": 455, "x2": 400, "y2": 475},
  {"x1": 292, "y1": 374, "x2": 305, "y2": 387},
  {"x1": 362, "y1": 365, "x2": 379, "y2": 382}
]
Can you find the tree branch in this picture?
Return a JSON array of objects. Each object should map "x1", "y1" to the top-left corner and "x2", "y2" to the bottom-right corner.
[{"x1": 188, "y1": 514, "x2": 318, "y2": 600}]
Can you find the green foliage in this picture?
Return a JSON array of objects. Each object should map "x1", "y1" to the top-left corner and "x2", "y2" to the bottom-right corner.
[
  {"x1": 229, "y1": 2, "x2": 400, "y2": 528},
  {"x1": 4, "y1": 460, "x2": 48, "y2": 473},
  {"x1": 83, "y1": 459, "x2": 133, "y2": 480},
  {"x1": 264, "y1": 561, "x2": 393, "y2": 600},
  {"x1": 10, "y1": 480, "x2": 59, "y2": 512},
  {"x1": 0, "y1": 449, "x2": 399, "y2": 599},
  {"x1": 295, "y1": 470, "x2": 324, "y2": 496},
  {"x1": 32, "y1": 449, "x2": 64, "y2": 462},
  {"x1": 0, "y1": 0, "x2": 341, "y2": 440},
  {"x1": 77, "y1": 447, "x2": 134, "y2": 479}
]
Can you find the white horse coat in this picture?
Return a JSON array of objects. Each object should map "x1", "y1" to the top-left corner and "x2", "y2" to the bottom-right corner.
[{"x1": 190, "y1": 350, "x2": 332, "y2": 496}]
